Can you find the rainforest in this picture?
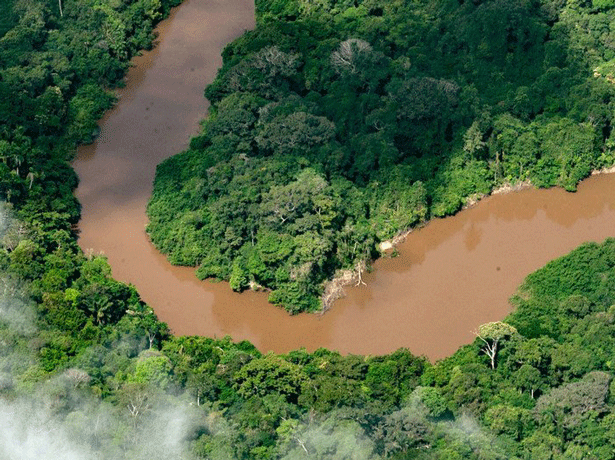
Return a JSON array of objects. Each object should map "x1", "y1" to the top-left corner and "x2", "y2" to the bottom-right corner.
[
  {"x1": 3, "y1": 0, "x2": 615, "y2": 458},
  {"x1": 148, "y1": 0, "x2": 615, "y2": 312}
]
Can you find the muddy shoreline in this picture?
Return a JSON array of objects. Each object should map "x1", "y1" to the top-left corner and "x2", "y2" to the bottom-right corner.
[{"x1": 74, "y1": 0, "x2": 615, "y2": 361}]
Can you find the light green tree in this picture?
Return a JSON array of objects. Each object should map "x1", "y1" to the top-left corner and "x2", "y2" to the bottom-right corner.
[{"x1": 475, "y1": 321, "x2": 518, "y2": 369}]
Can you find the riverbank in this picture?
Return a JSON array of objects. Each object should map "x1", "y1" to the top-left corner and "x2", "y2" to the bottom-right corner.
[
  {"x1": 6, "y1": 0, "x2": 615, "y2": 456},
  {"x1": 322, "y1": 166, "x2": 615, "y2": 318},
  {"x1": 73, "y1": 0, "x2": 615, "y2": 359}
]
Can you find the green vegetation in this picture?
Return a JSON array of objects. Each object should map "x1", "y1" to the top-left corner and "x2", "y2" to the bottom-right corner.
[
  {"x1": 148, "y1": 0, "x2": 615, "y2": 312},
  {"x1": 4, "y1": 0, "x2": 615, "y2": 457},
  {"x1": 0, "y1": 0, "x2": 183, "y2": 227},
  {"x1": 8, "y1": 195, "x2": 615, "y2": 457}
]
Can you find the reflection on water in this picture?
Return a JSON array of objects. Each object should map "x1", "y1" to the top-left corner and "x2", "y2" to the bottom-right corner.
[
  {"x1": 463, "y1": 222, "x2": 482, "y2": 252},
  {"x1": 73, "y1": 0, "x2": 615, "y2": 361}
]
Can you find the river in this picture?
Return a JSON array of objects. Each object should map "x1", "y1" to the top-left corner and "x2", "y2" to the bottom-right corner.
[{"x1": 73, "y1": 0, "x2": 615, "y2": 361}]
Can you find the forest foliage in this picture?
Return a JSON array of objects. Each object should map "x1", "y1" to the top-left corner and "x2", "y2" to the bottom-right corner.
[
  {"x1": 148, "y1": 0, "x2": 615, "y2": 312},
  {"x1": 7, "y1": 199, "x2": 615, "y2": 458},
  {"x1": 3, "y1": 0, "x2": 615, "y2": 458}
]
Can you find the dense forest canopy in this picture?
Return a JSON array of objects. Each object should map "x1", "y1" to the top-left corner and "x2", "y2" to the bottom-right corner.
[
  {"x1": 148, "y1": 0, "x2": 615, "y2": 312},
  {"x1": 3, "y1": 0, "x2": 615, "y2": 457},
  {"x1": 7, "y1": 203, "x2": 615, "y2": 458}
]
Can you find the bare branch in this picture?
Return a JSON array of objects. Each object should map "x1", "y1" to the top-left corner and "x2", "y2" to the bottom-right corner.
[{"x1": 331, "y1": 39, "x2": 372, "y2": 74}]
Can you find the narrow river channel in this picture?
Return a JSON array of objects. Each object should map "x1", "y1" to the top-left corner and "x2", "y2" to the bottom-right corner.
[{"x1": 73, "y1": 0, "x2": 615, "y2": 361}]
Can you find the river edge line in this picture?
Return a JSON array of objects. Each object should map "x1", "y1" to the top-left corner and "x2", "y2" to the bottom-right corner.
[
  {"x1": 319, "y1": 165, "x2": 615, "y2": 314},
  {"x1": 71, "y1": 0, "x2": 615, "y2": 320}
]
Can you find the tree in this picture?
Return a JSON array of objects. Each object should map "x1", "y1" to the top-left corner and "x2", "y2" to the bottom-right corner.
[
  {"x1": 64, "y1": 368, "x2": 90, "y2": 388},
  {"x1": 534, "y1": 371, "x2": 611, "y2": 439},
  {"x1": 233, "y1": 353, "x2": 307, "y2": 403},
  {"x1": 121, "y1": 303, "x2": 170, "y2": 350},
  {"x1": 277, "y1": 414, "x2": 378, "y2": 460},
  {"x1": 117, "y1": 382, "x2": 153, "y2": 430},
  {"x1": 514, "y1": 364, "x2": 543, "y2": 398},
  {"x1": 252, "y1": 46, "x2": 300, "y2": 79},
  {"x1": 330, "y1": 38, "x2": 372, "y2": 74},
  {"x1": 484, "y1": 404, "x2": 533, "y2": 441},
  {"x1": 374, "y1": 406, "x2": 431, "y2": 456},
  {"x1": 259, "y1": 168, "x2": 336, "y2": 233},
  {"x1": 128, "y1": 350, "x2": 173, "y2": 390},
  {"x1": 475, "y1": 321, "x2": 518, "y2": 369},
  {"x1": 255, "y1": 111, "x2": 335, "y2": 156}
]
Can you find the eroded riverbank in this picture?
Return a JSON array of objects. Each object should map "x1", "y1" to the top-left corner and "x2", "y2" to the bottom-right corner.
[{"x1": 74, "y1": 0, "x2": 615, "y2": 360}]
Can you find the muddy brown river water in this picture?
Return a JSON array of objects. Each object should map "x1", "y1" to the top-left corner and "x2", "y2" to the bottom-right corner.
[{"x1": 73, "y1": 0, "x2": 615, "y2": 361}]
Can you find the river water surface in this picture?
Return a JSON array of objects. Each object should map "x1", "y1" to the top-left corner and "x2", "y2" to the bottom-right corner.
[{"x1": 74, "y1": 0, "x2": 615, "y2": 361}]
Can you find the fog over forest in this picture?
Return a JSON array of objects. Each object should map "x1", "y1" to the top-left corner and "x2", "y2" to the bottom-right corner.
[{"x1": 4, "y1": 0, "x2": 615, "y2": 457}]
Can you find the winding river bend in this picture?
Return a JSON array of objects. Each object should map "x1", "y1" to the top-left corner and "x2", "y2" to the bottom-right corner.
[{"x1": 74, "y1": 0, "x2": 615, "y2": 361}]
